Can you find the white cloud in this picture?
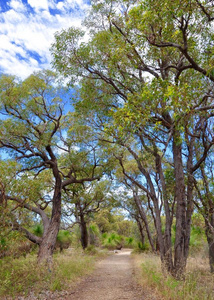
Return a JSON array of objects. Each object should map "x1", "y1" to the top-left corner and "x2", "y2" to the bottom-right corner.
[
  {"x1": 56, "y1": 2, "x2": 64, "y2": 10},
  {"x1": 9, "y1": 0, "x2": 26, "y2": 12},
  {"x1": 0, "y1": 0, "x2": 90, "y2": 79},
  {"x1": 27, "y1": 0, "x2": 49, "y2": 11}
]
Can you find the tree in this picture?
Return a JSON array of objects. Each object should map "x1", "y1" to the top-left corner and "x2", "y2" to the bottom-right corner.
[
  {"x1": 0, "y1": 71, "x2": 101, "y2": 265},
  {"x1": 62, "y1": 180, "x2": 110, "y2": 249},
  {"x1": 51, "y1": 0, "x2": 214, "y2": 278},
  {"x1": 193, "y1": 152, "x2": 214, "y2": 272}
]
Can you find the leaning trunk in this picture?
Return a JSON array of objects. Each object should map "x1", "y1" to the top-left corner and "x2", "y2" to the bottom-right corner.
[{"x1": 134, "y1": 192, "x2": 155, "y2": 252}]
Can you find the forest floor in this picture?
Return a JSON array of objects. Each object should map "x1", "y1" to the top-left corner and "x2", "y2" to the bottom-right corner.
[
  {"x1": 64, "y1": 249, "x2": 157, "y2": 300},
  {"x1": 6, "y1": 249, "x2": 160, "y2": 300}
]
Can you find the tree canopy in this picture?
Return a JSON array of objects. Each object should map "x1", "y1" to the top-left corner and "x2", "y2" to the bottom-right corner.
[{"x1": 51, "y1": 0, "x2": 214, "y2": 277}]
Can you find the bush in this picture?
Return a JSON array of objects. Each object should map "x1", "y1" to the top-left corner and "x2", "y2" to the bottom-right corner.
[
  {"x1": 101, "y1": 232, "x2": 124, "y2": 249},
  {"x1": 133, "y1": 241, "x2": 150, "y2": 253},
  {"x1": 0, "y1": 231, "x2": 36, "y2": 259},
  {"x1": 125, "y1": 237, "x2": 134, "y2": 247},
  {"x1": 56, "y1": 230, "x2": 72, "y2": 252},
  {"x1": 89, "y1": 223, "x2": 101, "y2": 246}
]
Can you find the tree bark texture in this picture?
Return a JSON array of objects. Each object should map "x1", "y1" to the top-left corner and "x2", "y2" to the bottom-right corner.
[
  {"x1": 37, "y1": 171, "x2": 62, "y2": 265},
  {"x1": 206, "y1": 224, "x2": 214, "y2": 273},
  {"x1": 173, "y1": 132, "x2": 189, "y2": 278},
  {"x1": 80, "y1": 217, "x2": 88, "y2": 250}
]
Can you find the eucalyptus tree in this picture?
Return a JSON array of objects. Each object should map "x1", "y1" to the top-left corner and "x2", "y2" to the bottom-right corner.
[
  {"x1": 62, "y1": 180, "x2": 110, "y2": 249},
  {"x1": 193, "y1": 149, "x2": 214, "y2": 272},
  {"x1": 51, "y1": 0, "x2": 214, "y2": 277},
  {"x1": 113, "y1": 150, "x2": 157, "y2": 251},
  {"x1": 0, "y1": 71, "x2": 102, "y2": 264},
  {"x1": 115, "y1": 186, "x2": 155, "y2": 251}
]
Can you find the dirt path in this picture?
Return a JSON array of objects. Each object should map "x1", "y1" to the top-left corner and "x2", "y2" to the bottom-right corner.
[{"x1": 65, "y1": 249, "x2": 155, "y2": 300}]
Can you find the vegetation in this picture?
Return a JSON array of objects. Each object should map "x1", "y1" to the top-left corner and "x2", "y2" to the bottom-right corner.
[
  {"x1": 0, "y1": 71, "x2": 102, "y2": 264},
  {"x1": 0, "y1": 0, "x2": 214, "y2": 298},
  {"x1": 133, "y1": 252, "x2": 214, "y2": 300},
  {"x1": 51, "y1": 0, "x2": 214, "y2": 278},
  {"x1": 0, "y1": 250, "x2": 97, "y2": 298}
]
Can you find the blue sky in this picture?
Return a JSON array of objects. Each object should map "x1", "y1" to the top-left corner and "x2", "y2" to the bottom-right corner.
[{"x1": 0, "y1": 0, "x2": 90, "y2": 79}]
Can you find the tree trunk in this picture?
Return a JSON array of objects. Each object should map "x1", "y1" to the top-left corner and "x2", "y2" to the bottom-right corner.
[
  {"x1": 205, "y1": 217, "x2": 214, "y2": 272},
  {"x1": 173, "y1": 134, "x2": 188, "y2": 278},
  {"x1": 134, "y1": 192, "x2": 156, "y2": 252},
  {"x1": 80, "y1": 215, "x2": 88, "y2": 250},
  {"x1": 207, "y1": 231, "x2": 214, "y2": 273},
  {"x1": 136, "y1": 217, "x2": 145, "y2": 245},
  {"x1": 155, "y1": 152, "x2": 173, "y2": 273},
  {"x1": 185, "y1": 137, "x2": 194, "y2": 268},
  {"x1": 37, "y1": 219, "x2": 60, "y2": 266},
  {"x1": 37, "y1": 170, "x2": 62, "y2": 266}
]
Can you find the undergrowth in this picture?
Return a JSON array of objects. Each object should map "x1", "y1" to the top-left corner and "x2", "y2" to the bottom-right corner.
[
  {"x1": 0, "y1": 249, "x2": 99, "y2": 298},
  {"x1": 133, "y1": 252, "x2": 214, "y2": 300}
]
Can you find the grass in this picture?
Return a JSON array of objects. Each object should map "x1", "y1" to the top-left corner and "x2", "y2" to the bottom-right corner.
[
  {"x1": 133, "y1": 252, "x2": 214, "y2": 300},
  {"x1": 0, "y1": 248, "x2": 102, "y2": 299}
]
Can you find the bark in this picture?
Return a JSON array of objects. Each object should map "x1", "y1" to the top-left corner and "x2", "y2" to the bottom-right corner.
[
  {"x1": 155, "y1": 152, "x2": 173, "y2": 272},
  {"x1": 133, "y1": 192, "x2": 155, "y2": 252},
  {"x1": 37, "y1": 167, "x2": 62, "y2": 265},
  {"x1": 136, "y1": 217, "x2": 145, "y2": 245},
  {"x1": 185, "y1": 136, "x2": 194, "y2": 264},
  {"x1": 205, "y1": 223, "x2": 214, "y2": 273},
  {"x1": 173, "y1": 133, "x2": 188, "y2": 278},
  {"x1": 75, "y1": 201, "x2": 89, "y2": 250},
  {"x1": 80, "y1": 216, "x2": 88, "y2": 250},
  {"x1": 194, "y1": 162, "x2": 214, "y2": 273},
  {"x1": 37, "y1": 220, "x2": 60, "y2": 266}
]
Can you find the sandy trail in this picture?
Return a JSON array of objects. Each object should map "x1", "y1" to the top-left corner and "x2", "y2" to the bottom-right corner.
[{"x1": 65, "y1": 249, "x2": 151, "y2": 300}]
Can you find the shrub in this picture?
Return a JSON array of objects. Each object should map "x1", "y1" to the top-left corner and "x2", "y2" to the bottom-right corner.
[
  {"x1": 101, "y1": 232, "x2": 124, "y2": 249},
  {"x1": 133, "y1": 241, "x2": 150, "y2": 253},
  {"x1": 56, "y1": 230, "x2": 72, "y2": 252}
]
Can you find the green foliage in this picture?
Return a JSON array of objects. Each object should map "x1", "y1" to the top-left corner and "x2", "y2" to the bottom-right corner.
[
  {"x1": 56, "y1": 230, "x2": 72, "y2": 251},
  {"x1": 89, "y1": 223, "x2": 101, "y2": 246},
  {"x1": 189, "y1": 226, "x2": 206, "y2": 254},
  {"x1": 0, "y1": 229, "x2": 35, "y2": 259},
  {"x1": 32, "y1": 224, "x2": 43, "y2": 237},
  {"x1": 102, "y1": 232, "x2": 124, "y2": 249},
  {"x1": 133, "y1": 241, "x2": 150, "y2": 253},
  {"x1": 125, "y1": 237, "x2": 134, "y2": 245}
]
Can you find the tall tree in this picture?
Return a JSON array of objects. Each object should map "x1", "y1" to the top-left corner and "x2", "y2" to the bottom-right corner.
[
  {"x1": 51, "y1": 0, "x2": 214, "y2": 277},
  {"x1": 0, "y1": 71, "x2": 101, "y2": 265}
]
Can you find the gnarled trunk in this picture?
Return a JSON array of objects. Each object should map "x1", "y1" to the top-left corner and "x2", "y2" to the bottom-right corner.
[{"x1": 136, "y1": 217, "x2": 145, "y2": 245}]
